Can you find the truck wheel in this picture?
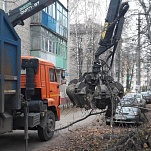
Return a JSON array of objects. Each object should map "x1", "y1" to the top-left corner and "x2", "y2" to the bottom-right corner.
[{"x1": 38, "y1": 111, "x2": 55, "y2": 141}]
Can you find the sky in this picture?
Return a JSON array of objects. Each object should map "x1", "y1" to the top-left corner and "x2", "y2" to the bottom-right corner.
[{"x1": 69, "y1": 0, "x2": 109, "y2": 25}]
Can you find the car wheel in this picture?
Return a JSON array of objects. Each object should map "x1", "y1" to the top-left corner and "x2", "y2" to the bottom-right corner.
[{"x1": 38, "y1": 111, "x2": 55, "y2": 141}]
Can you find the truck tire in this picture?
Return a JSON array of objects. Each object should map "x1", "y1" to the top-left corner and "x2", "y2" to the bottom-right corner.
[{"x1": 38, "y1": 111, "x2": 55, "y2": 141}]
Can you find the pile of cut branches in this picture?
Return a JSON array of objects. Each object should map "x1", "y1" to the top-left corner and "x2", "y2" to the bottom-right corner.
[
  {"x1": 105, "y1": 128, "x2": 151, "y2": 151},
  {"x1": 51, "y1": 124, "x2": 151, "y2": 151}
]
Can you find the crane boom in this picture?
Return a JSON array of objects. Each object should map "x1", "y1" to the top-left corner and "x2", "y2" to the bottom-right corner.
[
  {"x1": 93, "y1": 1, "x2": 129, "y2": 71},
  {"x1": 7, "y1": 0, "x2": 58, "y2": 27}
]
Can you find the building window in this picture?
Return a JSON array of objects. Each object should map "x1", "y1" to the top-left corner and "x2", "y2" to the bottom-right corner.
[
  {"x1": 57, "y1": 3, "x2": 68, "y2": 27},
  {"x1": 63, "y1": 9, "x2": 67, "y2": 17},
  {"x1": 58, "y1": 43, "x2": 61, "y2": 55},
  {"x1": 40, "y1": 27, "x2": 67, "y2": 56},
  {"x1": 56, "y1": 38, "x2": 67, "y2": 58},
  {"x1": 57, "y1": 11, "x2": 63, "y2": 24},
  {"x1": 56, "y1": 38, "x2": 60, "y2": 55},
  {"x1": 44, "y1": 4, "x2": 56, "y2": 19},
  {"x1": 57, "y1": 3, "x2": 62, "y2": 12},
  {"x1": 41, "y1": 28, "x2": 57, "y2": 54},
  {"x1": 48, "y1": 5, "x2": 52, "y2": 16},
  {"x1": 43, "y1": 2, "x2": 68, "y2": 38},
  {"x1": 48, "y1": 40, "x2": 53, "y2": 52},
  {"x1": 56, "y1": 41, "x2": 58, "y2": 54},
  {"x1": 53, "y1": 4, "x2": 56, "y2": 18},
  {"x1": 59, "y1": 25, "x2": 63, "y2": 36},
  {"x1": 43, "y1": 7, "x2": 48, "y2": 13},
  {"x1": 42, "y1": 36, "x2": 45, "y2": 50},
  {"x1": 53, "y1": 41, "x2": 56, "y2": 53},
  {"x1": 45, "y1": 38, "x2": 48, "y2": 51},
  {"x1": 63, "y1": 15, "x2": 67, "y2": 27}
]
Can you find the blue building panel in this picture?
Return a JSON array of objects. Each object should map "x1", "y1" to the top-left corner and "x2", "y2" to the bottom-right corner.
[
  {"x1": 42, "y1": 11, "x2": 56, "y2": 32},
  {"x1": 48, "y1": 15, "x2": 56, "y2": 32},
  {"x1": 42, "y1": 11, "x2": 48, "y2": 26}
]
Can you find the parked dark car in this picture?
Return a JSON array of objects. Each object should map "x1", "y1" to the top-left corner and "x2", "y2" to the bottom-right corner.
[{"x1": 141, "y1": 91, "x2": 151, "y2": 104}]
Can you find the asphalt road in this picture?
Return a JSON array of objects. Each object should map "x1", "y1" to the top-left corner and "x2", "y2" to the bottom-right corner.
[{"x1": 0, "y1": 107, "x2": 102, "y2": 151}]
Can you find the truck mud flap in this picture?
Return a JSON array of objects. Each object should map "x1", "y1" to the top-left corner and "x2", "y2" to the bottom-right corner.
[{"x1": 0, "y1": 113, "x2": 13, "y2": 134}]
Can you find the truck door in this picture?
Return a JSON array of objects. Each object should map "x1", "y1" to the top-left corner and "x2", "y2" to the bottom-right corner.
[{"x1": 49, "y1": 68, "x2": 60, "y2": 103}]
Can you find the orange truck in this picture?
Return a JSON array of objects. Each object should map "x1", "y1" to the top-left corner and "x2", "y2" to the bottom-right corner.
[
  {"x1": 0, "y1": 0, "x2": 65, "y2": 146},
  {"x1": 20, "y1": 56, "x2": 62, "y2": 141},
  {"x1": 0, "y1": 37, "x2": 64, "y2": 140}
]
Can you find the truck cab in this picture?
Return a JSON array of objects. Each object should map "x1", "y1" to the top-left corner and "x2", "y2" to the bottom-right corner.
[{"x1": 20, "y1": 56, "x2": 61, "y2": 140}]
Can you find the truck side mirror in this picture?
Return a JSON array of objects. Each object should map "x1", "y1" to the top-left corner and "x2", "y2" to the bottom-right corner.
[
  {"x1": 61, "y1": 70, "x2": 65, "y2": 79},
  {"x1": 61, "y1": 79, "x2": 67, "y2": 85}
]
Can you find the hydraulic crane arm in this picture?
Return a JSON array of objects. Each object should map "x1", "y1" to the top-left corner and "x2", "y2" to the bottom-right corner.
[
  {"x1": 93, "y1": 1, "x2": 129, "y2": 72},
  {"x1": 66, "y1": 0, "x2": 129, "y2": 118},
  {"x1": 7, "y1": 0, "x2": 58, "y2": 27}
]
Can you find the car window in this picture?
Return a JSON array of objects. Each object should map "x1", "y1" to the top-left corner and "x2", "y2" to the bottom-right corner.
[
  {"x1": 141, "y1": 93, "x2": 148, "y2": 96},
  {"x1": 135, "y1": 94, "x2": 141, "y2": 98},
  {"x1": 125, "y1": 93, "x2": 141, "y2": 99},
  {"x1": 120, "y1": 97, "x2": 137, "y2": 106},
  {"x1": 141, "y1": 92, "x2": 151, "y2": 96}
]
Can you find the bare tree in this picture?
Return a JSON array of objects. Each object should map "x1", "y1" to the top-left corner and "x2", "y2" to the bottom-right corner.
[
  {"x1": 138, "y1": 0, "x2": 151, "y2": 43},
  {"x1": 118, "y1": 9, "x2": 138, "y2": 91},
  {"x1": 69, "y1": 0, "x2": 103, "y2": 80}
]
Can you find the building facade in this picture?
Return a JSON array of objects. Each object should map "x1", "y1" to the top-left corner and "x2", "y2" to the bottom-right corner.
[
  {"x1": 31, "y1": 2, "x2": 68, "y2": 71},
  {"x1": 31, "y1": 1, "x2": 68, "y2": 104}
]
